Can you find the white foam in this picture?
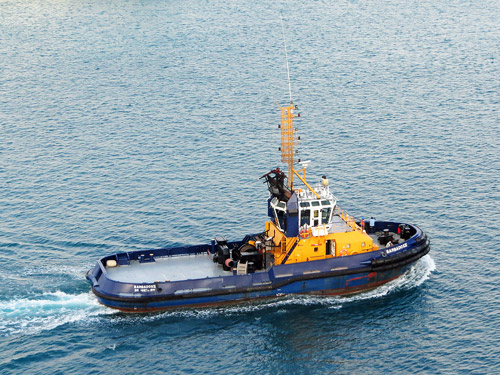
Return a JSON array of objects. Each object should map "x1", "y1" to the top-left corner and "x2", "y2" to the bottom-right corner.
[
  {"x1": 0, "y1": 256, "x2": 436, "y2": 334},
  {"x1": 0, "y1": 291, "x2": 115, "y2": 337},
  {"x1": 326, "y1": 253, "x2": 436, "y2": 305}
]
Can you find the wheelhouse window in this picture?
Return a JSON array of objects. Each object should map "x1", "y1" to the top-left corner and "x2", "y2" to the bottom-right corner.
[
  {"x1": 322, "y1": 207, "x2": 332, "y2": 224},
  {"x1": 321, "y1": 200, "x2": 333, "y2": 224},
  {"x1": 276, "y1": 209, "x2": 286, "y2": 230},
  {"x1": 300, "y1": 209, "x2": 310, "y2": 227},
  {"x1": 299, "y1": 200, "x2": 335, "y2": 227},
  {"x1": 270, "y1": 198, "x2": 287, "y2": 230}
]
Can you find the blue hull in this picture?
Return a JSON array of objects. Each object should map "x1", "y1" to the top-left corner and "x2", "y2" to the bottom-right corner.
[
  {"x1": 87, "y1": 222, "x2": 430, "y2": 312},
  {"x1": 93, "y1": 267, "x2": 411, "y2": 312}
]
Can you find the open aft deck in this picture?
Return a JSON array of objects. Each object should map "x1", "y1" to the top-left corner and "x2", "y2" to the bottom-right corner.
[{"x1": 105, "y1": 254, "x2": 229, "y2": 284}]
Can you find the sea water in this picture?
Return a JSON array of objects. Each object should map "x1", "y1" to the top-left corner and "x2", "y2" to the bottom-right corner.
[{"x1": 1, "y1": 0, "x2": 499, "y2": 373}]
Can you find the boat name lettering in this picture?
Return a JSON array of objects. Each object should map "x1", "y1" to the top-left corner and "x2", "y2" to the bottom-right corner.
[
  {"x1": 134, "y1": 284, "x2": 156, "y2": 292},
  {"x1": 385, "y1": 243, "x2": 408, "y2": 255}
]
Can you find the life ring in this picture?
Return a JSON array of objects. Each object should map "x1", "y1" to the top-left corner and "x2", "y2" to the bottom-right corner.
[{"x1": 300, "y1": 229, "x2": 309, "y2": 239}]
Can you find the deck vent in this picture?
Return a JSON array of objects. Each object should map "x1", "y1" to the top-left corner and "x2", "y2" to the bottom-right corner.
[{"x1": 236, "y1": 262, "x2": 248, "y2": 275}]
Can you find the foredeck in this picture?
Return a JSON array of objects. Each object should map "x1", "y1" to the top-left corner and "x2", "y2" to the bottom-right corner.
[
  {"x1": 368, "y1": 232, "x2": 404, "y2": 249},
  {"x1": 105, "y1": 253, "x2": 229, "y2": 283}
]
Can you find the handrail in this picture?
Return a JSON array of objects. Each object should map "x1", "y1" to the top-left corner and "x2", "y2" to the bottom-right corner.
[
  {"x1": 98, "y1": 258, "x2": 108, "y2": 275},
  {"x1": 293, "y1": 168, "x2": 320, "y2": 199},
  {"x1": 337, "y1": 206, "x2": 361, "y2": 232},
  {"x1": 286, "y1": 237, "x2": 297, "y2": 252}
]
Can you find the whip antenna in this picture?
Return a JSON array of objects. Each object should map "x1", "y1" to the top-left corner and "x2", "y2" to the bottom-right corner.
[{"x1": 280, "y1": 15, "x2": 293, "y2": 104}]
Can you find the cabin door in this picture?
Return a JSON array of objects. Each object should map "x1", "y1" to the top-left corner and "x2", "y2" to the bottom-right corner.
[{"x1": 326, "y1": 240, "x2": 335, "y2": 256}]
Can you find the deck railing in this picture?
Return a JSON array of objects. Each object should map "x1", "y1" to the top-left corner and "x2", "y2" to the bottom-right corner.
[{"x1": 337, "y1": 206, "x2": 362, "y2": 232}]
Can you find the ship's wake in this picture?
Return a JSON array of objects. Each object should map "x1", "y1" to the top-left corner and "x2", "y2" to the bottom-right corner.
[
  {"x1": 0, "y1": 255, "x2": 435, "y2": 335},
  {"x1": 0, "y1": 291, "x2": 114, "y2": 337}
]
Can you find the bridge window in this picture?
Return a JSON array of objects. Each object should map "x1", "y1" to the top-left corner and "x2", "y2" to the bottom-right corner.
[
  {"x1": 322, "y1": 207, "x2": 332, "y2": 224},
  {"x1": 276, "y1": 209, "x2": 286, "y2": 230},
  {"x1": 271, "y1": 198, "x2": 287, "y2": 230},
  {"x1": 313, "y1": 210, "x2": 319, "y2": 226},
  {"x1": 300, "y1": 209, "x2": 310, "y2": 227}
]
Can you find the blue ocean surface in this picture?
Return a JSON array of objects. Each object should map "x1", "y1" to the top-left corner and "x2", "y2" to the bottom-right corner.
[{"x1": 0, "y1": 0, "x2": 499, "y2": 374}]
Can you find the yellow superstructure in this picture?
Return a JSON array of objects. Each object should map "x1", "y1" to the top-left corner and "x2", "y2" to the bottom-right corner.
[
  {"x1": 266, "y1": 219, "x2": 378, "y2": 265},
  {"x1": 264, "y1": 104, "x2": 379, "y2": 265}
]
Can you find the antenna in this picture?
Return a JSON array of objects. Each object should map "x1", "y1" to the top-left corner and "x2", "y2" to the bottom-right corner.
[
  {"x1": 277, "y1": 17, "x2": 320, "y2": 198},
  {"x1": 280, "y1": 15, "x2": 293, "y2": 104}
]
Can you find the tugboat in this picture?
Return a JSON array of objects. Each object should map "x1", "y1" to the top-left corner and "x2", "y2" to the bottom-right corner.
[{"x1": 86, "y1": 101, "x2": 430, "y2": 312}]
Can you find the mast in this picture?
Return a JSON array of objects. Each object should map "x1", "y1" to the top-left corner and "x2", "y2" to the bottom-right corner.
[
  {"x1": 279, "y1": 16, "x2": 319, "y2": 198},
  {"x1": 280, "y1": 106, "x2": 321, "y2": 199},
  {"x1": 280, "y1": 104, "x2": 296, "y2": 189},
  {"x1": 280, "y1": 16, "x2": 296, "y2": 189},
  {"x1": 280, "y1": 15, "x2": 293, "y2": 105}
]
